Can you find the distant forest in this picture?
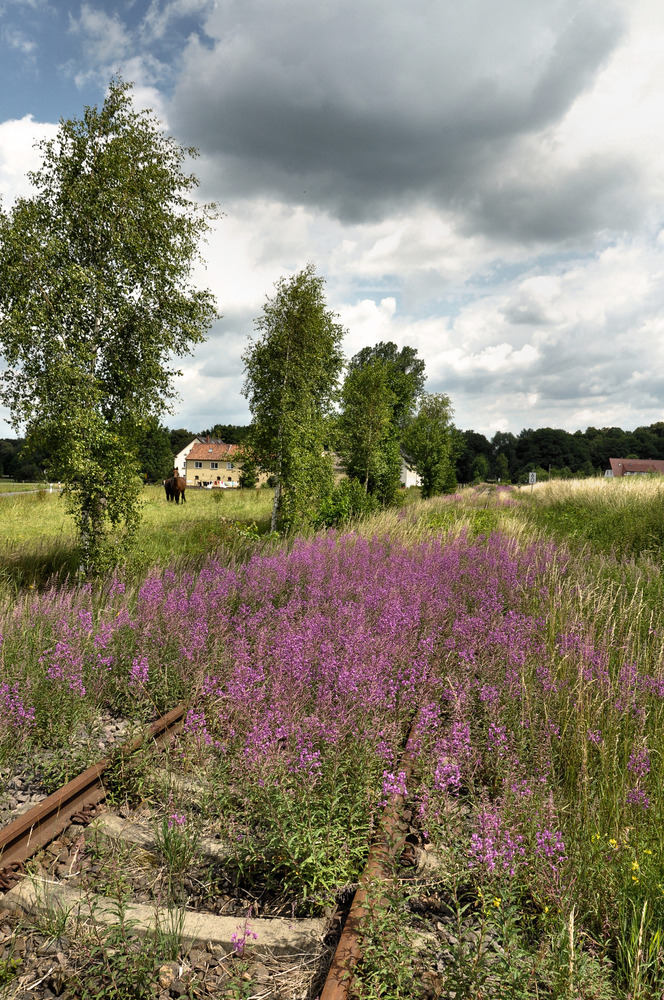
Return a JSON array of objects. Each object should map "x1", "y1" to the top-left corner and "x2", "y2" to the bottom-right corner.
[
  {"x1": 2, "y1": 421, "x2": 664, "y2": 485},
  {"x1": 454, "y1": 422, "x2": 664, "y2": 484}
]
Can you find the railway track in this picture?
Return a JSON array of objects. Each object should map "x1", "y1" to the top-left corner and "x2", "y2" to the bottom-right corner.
[{"x1": 0, "y1": 706, "x2": 427, "y2": 999}]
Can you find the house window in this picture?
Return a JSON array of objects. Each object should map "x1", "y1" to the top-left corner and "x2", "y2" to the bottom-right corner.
[
  {"x1": 194, "y1": 461, "x2": 202, "y2": 468},
  {"x1": 210, "y1": 462, "x2": 218, "y2": 469},
  {"x1": 226, "y1": 462, "x2": 234, "y2": 470}
]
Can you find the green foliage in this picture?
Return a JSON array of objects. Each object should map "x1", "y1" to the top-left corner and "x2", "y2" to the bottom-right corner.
[
  {"x1": 0, "y1": 438, "x2": 47, "y2": 481},
  {"x1": 38, "y1": 748, "x2": 92, "y2": 793},
  {"x1": 337, "y1": 359, "x2": 396, "y2": 498},
  {"x1": 495, "y1": 452, "x2": 511, "y2": 482},
  {"x1": 103, "y1": 741, "x2": 158, "y2": 808},
  {"x1": 352, "y1": 879, "x2": 419, "y2": 999},
  {"x1": 315, "y1": 477, "x2": 380, "y2": 527},
  {"x1": 401, "y1": 392, "x2": 456, "y2": 498},
  {"x1": 233, "y1": 737, "x2": 379, "y2": 906},
  {"x1": 77, "y1": 892, "x2": 184, "y2": 1000},
  {"x1": 137, "y1": 419, "x2": 174, "y2": 483},
  {"x1": 200, "y1": 424, "x2": 251, "y2": 445},
  {"x1": 242, "y1": 264, "x2": 345, "y2": 533},
  {"x1": 368, "y1": 434, "x2": 403, "y2": 507},
  {"x1": 168, "y1": 427, "x2": 197, "y2": 455},
  {"x1": 0, "y1": 78, "x2": 218, "y2": 574},
  {"x1": 471, "y1": 453, "x2": 491, "y2": 484},
  {"x1": 0, "y1": 955, "x2": 21, "y2": 986},
  {"x1": 339, "y1": 342, "x2": 425, "y2": 507},
  {"x1": 237, "y1": 451, "x2": 258, "y2": 489},
  {"x1": 154, "y1": 814, "x2": 200, "y2": 879},
  {"x1": 346, "y1": 341, "x2": 426, "y2": 430}
]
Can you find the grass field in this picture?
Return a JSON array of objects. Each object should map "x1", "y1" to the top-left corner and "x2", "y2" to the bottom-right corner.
[
  {"x1": 0, "y1": 481, "x2": 48, "y2": 493},
  {"x1": 0, "y1": 485, "x2": 274, "y2": 588},
  {"x1": 522, "y1": 475, "x2": 664, "y2": 558}
]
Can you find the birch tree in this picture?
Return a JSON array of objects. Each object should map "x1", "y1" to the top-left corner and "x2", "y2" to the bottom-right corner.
[
  {"x1": 242, "y1": 265, "x2": 344, "y2": 532},
  {"x1": 0, "y1": 78, "x2": 218, "y2": 572},
  {"x1": 402, "y1": 393, "x2": 457, "y2": 497}
]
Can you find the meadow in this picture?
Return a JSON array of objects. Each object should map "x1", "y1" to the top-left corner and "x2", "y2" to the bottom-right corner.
[
  {"x1": 0, "y1": 485, "x2": 274, "y2": 588},
  {"x1": 0, "y1": 477, "x2": 663, "y2": 997}
]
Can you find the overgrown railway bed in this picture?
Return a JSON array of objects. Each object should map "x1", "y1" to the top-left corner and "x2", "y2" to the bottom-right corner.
[{"x1": 0, "y1": 706, "x2": 435, "y2": 1000}]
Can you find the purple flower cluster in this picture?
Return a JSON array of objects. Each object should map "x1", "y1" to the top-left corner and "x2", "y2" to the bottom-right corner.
[
  {"x1": 469, "y1": 805, "x2": 526, "y2": 876},
  {"x1": 535, "y1": 828, "x2": 567, "y2": 872},
  {"x1": 129, "y1": 656, "x2": 149, "y2": 688},
  {"x1": 0, "y1": 515, "x2": 659, "y2": 909},
  {"x1": 382, "y1": 769, "x2": 408, "y2": 799},
  {"x1": 0, "y1": 682, "x2": 35, "y2": 732}
]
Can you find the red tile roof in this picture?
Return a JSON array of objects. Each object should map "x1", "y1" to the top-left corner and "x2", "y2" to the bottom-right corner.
[
  {"x1": 186, "y1": 441, "x2": 240, "y2": 462},
  {"x1": 609, "y1": 458, "x2": 664, "y2": 476}
]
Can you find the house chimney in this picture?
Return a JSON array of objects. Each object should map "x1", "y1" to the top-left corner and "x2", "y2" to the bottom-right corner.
[{"x1": 206, "y1": 434, "x2": 210, "y2": 444}]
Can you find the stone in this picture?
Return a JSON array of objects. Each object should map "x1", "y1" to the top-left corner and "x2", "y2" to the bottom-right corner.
[
  {"x1": 252, "y1": 963, "x2": 271, "y2": 983},
  {"x1": 6, "y1": 879, "x2": 328, "y2": 958},
  {"x1": 189, "y1": 948, "x2": 213, "y2": 968},
  {"x1": 157, "y1": 962, "x2": 179, "y2": 989}
]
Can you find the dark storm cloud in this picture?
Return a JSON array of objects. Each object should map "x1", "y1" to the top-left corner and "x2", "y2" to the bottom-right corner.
[{"x1": 170, "y1": 0, "x2": 630, "y2": 240}]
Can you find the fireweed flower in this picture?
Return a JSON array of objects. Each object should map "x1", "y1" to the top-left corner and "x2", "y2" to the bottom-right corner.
[
  {"x1": 42, "y1": 639, "x2": 86, "y2": 697},
  {"x1": 627, "y1": 748, "x2": 651, "y2": 778},
  {"x1": 129, "y1": 656, "x2": 149, "y2": 688},
  {"x1": 231, "y1": 919, "x2": 258, "y2": 955},
  {"x1": 382, "y1": 770, "x2": 408, "y2": 799},
  {"x1": 587, "y1": 730, "x2": 603, "y2": 745},
  {"x1": 487, "y1": 723, "x2": 509, "y2": 757},
  {"x1": 469, "y1": 805, "x2": 525, "y2": 876},
  {"x1": 183, "y1": 710, "x2": 213, "y2": 746},
  {"x1": 626, "y1": 788, "x2": 650, "y2": 810},
  {"x1": 535, "y1": 829, "x2": 567, "y2": 872},
  {"x1": 434, "y1": 758, "x2": 462, "y2": 795},
  {"x1": 0, "y1": 683, "x2": 35, "y2": 731}
]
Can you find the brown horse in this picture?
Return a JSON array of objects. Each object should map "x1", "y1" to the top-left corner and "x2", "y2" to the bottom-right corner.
[{"x1": 165, "y1": 469, "x2": 186, "y2": 504}]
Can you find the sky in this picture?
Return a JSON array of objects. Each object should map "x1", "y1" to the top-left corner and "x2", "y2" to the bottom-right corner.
[{"x1": 1, "y1": 0, "x2": 664, "y2": 439}]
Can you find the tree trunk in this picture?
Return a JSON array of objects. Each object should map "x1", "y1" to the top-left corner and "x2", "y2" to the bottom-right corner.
[{"x1": 270, "y1": 477, "x2": 281, "y2": 533}]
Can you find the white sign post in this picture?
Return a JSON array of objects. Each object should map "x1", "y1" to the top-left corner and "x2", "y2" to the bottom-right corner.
[{"x1": 529, "y1": 471, "x2": 537, "y2": 493}]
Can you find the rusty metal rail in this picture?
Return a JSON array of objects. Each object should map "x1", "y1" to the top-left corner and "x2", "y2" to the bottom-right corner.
[
  {"x1": 0, "y1": 701, "x2": 422, "y2": 997},
  {"x1": 320, "y1": 717, "x2": 420, "y2": 1000},
  {"x1": 0, "y1": 704, "x2": 185, "y2": 882}
]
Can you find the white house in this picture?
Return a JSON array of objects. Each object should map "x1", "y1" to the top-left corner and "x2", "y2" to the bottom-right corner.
[
  {"x1": 173, "y1": 437, "x2": 201, "y2": 477},
  {"x1": 400, "y1": 459, "x2": 422, "y2": 488}
]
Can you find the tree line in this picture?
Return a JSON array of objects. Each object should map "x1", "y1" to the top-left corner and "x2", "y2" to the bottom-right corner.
[
  {"x1": 456, "y1": 423, "x2": 664, "y2": 484},
  {"x1": 6, "y1": 417, "x2": 659, "y2": 492}
]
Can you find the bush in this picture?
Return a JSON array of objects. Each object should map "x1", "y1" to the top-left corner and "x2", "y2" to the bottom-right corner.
[{"x1": 315, "y1": 478, "x2": 379, "y2": 527}]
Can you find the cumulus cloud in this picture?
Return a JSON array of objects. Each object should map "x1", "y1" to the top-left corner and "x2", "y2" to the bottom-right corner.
[
  {"x1": 141, "y1": 0, "x2": 215, "y2": 42},
  {"x1": 168, "y1": 0, "x2": 636, "y2": 241},
  {"x1": 0, "y1": 116, "x2": 57, "y2": 203},
  {"x1": 68, "y1": 3, "x2": 133, "y2": 65}
]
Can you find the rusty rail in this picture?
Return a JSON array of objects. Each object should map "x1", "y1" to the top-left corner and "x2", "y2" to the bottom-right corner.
[
  {"x1": 320, "y1": 717, "x2": 421, "y2": 1000},
  {"x1": 0, "y1": 704, "x2": 185, "y2": 880}
]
